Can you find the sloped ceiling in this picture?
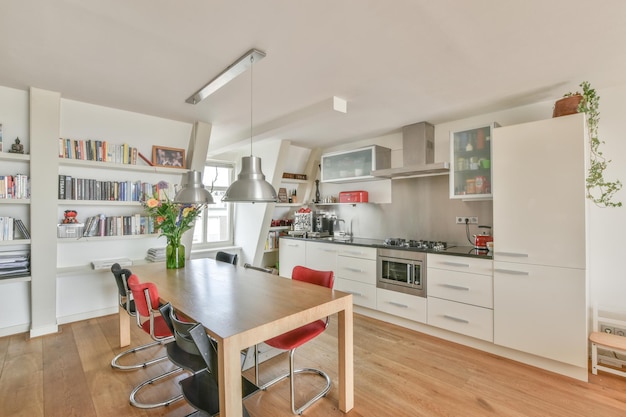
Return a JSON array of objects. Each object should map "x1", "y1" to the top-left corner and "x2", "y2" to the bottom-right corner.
[{"x1": 2, "y1": 0, "x2": 626, "y2": 154}]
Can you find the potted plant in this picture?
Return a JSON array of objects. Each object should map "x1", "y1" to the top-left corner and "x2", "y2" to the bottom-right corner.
[{"x1": 556, "y1": 81, "x2": 622, "y2": 208}]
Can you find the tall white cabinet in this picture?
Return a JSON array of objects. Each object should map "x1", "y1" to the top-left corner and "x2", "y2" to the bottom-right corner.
[{"x1": 492, "y1": 113, "x2": 588, "y2": 377}]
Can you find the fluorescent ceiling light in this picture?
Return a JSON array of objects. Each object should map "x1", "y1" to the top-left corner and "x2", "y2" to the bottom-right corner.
[{"x1": 186, "y1": 49, "x2": 266, "y2": 104}]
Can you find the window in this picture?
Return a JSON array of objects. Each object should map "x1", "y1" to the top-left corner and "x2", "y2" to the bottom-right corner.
[{"x1": 192, "y1": 162, "x2": 234, "y2": 247}]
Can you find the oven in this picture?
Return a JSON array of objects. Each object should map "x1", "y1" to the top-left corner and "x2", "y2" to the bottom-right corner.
[{"x1": 376, "y1": 248, "x2": 426, "y2": 297}]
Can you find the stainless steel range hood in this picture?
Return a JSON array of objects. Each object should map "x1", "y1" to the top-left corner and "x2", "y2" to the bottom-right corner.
[{"x1": 372, "y1": 122, "x2": 450, "y2": 179}]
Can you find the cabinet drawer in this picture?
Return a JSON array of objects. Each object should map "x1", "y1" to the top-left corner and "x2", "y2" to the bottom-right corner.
[
  {"x1": 337, "y1": 245, "x2": 376, "y2": 260},
  {"x1": 428, "y1": 297, "x2": 493, "y2": 342},
  {"x1": 427, "y1": 268, "x2": 493, "y2": 308},
  {"x1": 305, "y1": 241, "x2": 338, "y2": 272},
  {"x1": 376, "y1": 288, "x2": 427, "y2": 323},
  {"x1": 428, "y1": 253, "x2": 493, "y2": 276},
  {"x1": 336, "y1": 257, "x2": 376, "y2": 284},
  {"x1": 334, "y1": 278, "x2": 376, "y2": 309}
]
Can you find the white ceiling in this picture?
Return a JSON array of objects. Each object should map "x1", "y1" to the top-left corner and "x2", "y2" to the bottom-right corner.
[{"x1": 2, "y1": 0, "x2": 626, "y2": 154}]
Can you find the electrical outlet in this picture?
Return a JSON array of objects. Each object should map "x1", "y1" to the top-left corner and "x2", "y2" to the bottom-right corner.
[
  {"x1": 456, "y1": 216, "x2": 479, "y2": 224},
  {"x1": 601, "y1": 324, "x2": 614, "y2": 334},
  {"x1": 615, "y1": 326, "x2": 626, "y2": 337}
]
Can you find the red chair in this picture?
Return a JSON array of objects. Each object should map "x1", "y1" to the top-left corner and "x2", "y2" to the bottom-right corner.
[
  {"x1": 126, "y1": 274, "x2": 184, "y2": 409},
  {"x1": 255, "y1": 265, "x2": 334, "y2": 415}
]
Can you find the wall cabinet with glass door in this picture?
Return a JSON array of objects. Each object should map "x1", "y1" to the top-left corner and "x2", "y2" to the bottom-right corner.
[
  {"x1": 450, "y1": 123, "x2": 498, "y2": 199},
  {"x1": 321, "y1": 145, "x2": 391, "y2": 183}
]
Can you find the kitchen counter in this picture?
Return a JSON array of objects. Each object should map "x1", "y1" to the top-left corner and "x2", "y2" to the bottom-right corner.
[{"x1": 281, "y1": 235, "x2": 492, "y2": 259}]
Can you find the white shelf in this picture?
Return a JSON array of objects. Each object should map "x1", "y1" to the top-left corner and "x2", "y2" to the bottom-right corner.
[
  {"x1": 57, "y1": 199, "x2": 143, "y2": 206},
  {"x1": 58, "y1": 234, "x2": 159, "y2": 243},
  {"x1": 0, "y1": 239, "x2": 31, "y2": 246},
  {"x1": 0, "y1": 198, "x2": 30, "y2": 204},
  {"x1": 275, "y1": 203, "x2": 307, "y2": 208},
  {"x1": 280, "y1": 178, "x2": 308, "y2": 184},
  {"x1": 269, "y1": 226, "x2": 291, "y2": 231},
  {"x1": 59, "y1": 158, "x2": 188, "y2": 174},
  {"x1": 0, "y1": 153, "x2": 30, "y2": 162},
  {"x1": 0, "y1": 275, "x2": 31, "y2": 284}
]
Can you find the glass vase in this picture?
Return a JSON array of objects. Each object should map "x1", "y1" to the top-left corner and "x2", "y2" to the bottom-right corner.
[{"x1": 166, "y1": 239, "x2": 185, "y2": 269}]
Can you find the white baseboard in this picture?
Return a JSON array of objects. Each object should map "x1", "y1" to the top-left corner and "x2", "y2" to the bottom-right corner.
[
  {"x1": 30, "y1": 323, "x2": 59, "y2": 338},
  {"x1": 57, "y1": 306, "x2": 118, "y2": 325},
  {"x1": 0, "y1": 323, "x2": 30, "y2": 338}
]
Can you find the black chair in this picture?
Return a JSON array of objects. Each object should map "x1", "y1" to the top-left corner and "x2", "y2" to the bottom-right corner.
[
  {"x1": 215, "y1": 251, "x2": 238, "y2": 265},
  {"x1": 179, "y1": 323, "x2": 259, "y2": 417},
  {"x1": 159, "y1": 303, "x2": 207, "y2": 374},
  {"x1": 110, "y1": 263, "x2": 168, "y2": 370}
]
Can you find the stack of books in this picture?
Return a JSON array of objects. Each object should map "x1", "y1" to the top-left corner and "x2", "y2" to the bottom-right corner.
[
  {"x1": 0, "y1": 251, "x2": 30, "y2": 279},
  {"x1": 146, "y1": 247, "x2": 166, "y2": 262}
]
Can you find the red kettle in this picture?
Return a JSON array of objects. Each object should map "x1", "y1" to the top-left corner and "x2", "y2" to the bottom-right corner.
[{"x1": 474, "y1": 225, "x2": 493, "y2": 249}]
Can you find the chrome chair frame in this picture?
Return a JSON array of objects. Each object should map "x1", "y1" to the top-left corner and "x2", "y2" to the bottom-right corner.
[{"x1": 110, "y1": 263, "x2": 169, "y2": 371}]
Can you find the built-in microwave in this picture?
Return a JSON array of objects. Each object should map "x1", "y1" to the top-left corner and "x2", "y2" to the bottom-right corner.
[{"x1": 376, "y1": 248, "x2": 426, "y2": 297}]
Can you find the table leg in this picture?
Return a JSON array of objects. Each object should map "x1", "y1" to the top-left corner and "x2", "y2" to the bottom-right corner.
[
  {"x1": 119, "y1": 305, "x2": 130, "y2": 347},
  {"x1": 218, "y1": 337, "x2": 243, "y2": 417},
  {"x1": 338, "y1": 301, "x2": 354, "y2": 412}
]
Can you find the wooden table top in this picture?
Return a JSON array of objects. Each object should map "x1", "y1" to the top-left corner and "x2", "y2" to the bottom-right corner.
[{"x1": 131, "y1": 258, "x2": 352, "y2": 346}]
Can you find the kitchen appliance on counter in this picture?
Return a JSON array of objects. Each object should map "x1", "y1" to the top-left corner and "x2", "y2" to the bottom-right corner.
[
  {"x1": 312, "y1": 211, "x2": 333, "y2": 236},
  {"x1": 383, "y1": 237, "x2": 449, "y2": 251},
  {"x1": 473, "y1": 225, "x2": 493, "y2": 250},
  {"x1": 377, "y1": 248, "x2": 426, "y2": 297}
]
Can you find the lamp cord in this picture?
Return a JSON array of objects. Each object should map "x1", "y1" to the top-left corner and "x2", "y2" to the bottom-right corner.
[{"x1": 250, "y1": 55, "x2": 254, "y2": 157}]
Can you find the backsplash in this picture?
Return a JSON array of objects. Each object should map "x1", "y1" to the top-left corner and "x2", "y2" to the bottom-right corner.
[{"x1": 327, "y1": 175, "x2": 493, "y2": 246}]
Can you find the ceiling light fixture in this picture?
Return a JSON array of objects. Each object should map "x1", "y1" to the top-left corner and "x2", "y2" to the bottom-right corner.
[
  {"x1": 185, "y1": 49, "x2": 266, "y2": 104},
  {"x1": 222, "y1": 51, "x2": 277, "y2": 203},
  {"x1": 174, "y1": 170, "x2": 215, "y2": 204}
]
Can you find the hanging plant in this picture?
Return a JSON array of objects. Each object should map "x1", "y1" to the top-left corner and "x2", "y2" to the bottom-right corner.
[{"x1": 560, "y1": 81, "x2": 622, "y2": 208}]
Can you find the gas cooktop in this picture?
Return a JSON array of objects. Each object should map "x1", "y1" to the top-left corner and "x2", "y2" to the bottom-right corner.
[{"x1": 383, "y1": 238, "x2": 450, "y2": 251}]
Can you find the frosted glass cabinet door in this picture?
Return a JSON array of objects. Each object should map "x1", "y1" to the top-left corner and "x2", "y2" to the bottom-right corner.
[
  {"x1": 450, "y1": 123, "x2": 497, "y2": 199},
  {"x1": 491, "y1": 113, "x2": 586, "y2": 269},
  {"x1": 321, "y1": 145, "x2": 390, "y2": 183}
]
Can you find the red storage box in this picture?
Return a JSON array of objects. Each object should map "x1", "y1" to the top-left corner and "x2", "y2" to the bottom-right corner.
[{"x1": 339, "y1": 191, "x2": 368, "y2": 203}]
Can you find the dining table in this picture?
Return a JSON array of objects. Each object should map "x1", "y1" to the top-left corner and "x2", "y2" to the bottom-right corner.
[{"x1": 128, "y1": 258, "x2": 354, "y2": 417}]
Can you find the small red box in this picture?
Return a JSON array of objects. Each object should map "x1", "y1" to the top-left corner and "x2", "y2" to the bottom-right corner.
[{"x1": 339, "y1": 191, "x2": 368, "y2": 203}]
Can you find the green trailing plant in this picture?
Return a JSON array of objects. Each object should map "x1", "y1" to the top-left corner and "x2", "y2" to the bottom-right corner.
[{"x1": 564, "y1": 81, "x2": 622, "y2": 207}]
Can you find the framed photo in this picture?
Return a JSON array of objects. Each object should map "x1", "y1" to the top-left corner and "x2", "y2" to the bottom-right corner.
[{"x1": 152, "y1": 146, "x2": 185, "y2": 168}]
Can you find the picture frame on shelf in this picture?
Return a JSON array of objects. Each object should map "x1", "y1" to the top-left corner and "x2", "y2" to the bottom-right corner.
[
  {"x1": 277, "y1": 187, "x2": 288, "y2": 203},
  {"x1": 152, "y1": 145, "x2": 185, "y2": 168}
]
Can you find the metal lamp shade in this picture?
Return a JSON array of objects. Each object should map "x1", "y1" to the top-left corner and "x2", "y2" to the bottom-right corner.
[
  {"x1": 222, "y1": 156, "x2": 277, "y2": 203},
  {"x1": 174, "y1": 170, "x2": 215, "y2": 204}
]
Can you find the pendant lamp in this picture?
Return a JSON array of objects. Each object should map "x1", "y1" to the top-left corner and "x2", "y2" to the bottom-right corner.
[
  {"x1": 223, "y1": 53, "x2": 277, "y2": 203},
  {"x1": 174, "y1": 170, "x2": 215, "y2": 204}
]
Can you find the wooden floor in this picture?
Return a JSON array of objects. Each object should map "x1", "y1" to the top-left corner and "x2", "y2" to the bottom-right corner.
[{"x1": 2, "y1": 313, "x2": 626, "y2": 417}]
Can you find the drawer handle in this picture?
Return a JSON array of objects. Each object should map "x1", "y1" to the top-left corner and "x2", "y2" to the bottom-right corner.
[
  {"x1": 323, "y1": 249, "x2": 337, "y2": 253},
  {"x1": 344, "y1": 267, "x2": 362, "y2": 273},
  {"x1": 286, "y1": 243, "x2": 300, "y2": 247},
  {"x1": 344, "y1": 290, "x2": 363, "y2": 296},
  {"x1": 387, "y1": 301, "x2": 409, "y2": 308},
  {"x1": 441, "y1": 261, "x2": 470, "y2": 268},
  {"x1": 443, "y1": 314, "x2": 470, "y2": 324},
  {"x1": 344, "y1": 250, "x2": 365, "y2": 256},
  {"x1": 441, "y1": 283, "x2": 470, "y2": 291},
  {"x1": 497, "y1": 252, "x2": 529, "y2": 258},
  {"x1": 495, "y1": 268, "x2": 529, "y2": 276}
]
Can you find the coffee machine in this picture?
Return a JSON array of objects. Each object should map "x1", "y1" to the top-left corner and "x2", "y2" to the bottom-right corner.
[{"x1": 312, "y1": 211, "x2": 333, "y2": 236}]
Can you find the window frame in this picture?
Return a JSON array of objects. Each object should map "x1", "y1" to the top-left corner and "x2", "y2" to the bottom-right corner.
[{"x1": 192, "y1": 160, "x2": 235, "y2": 249}]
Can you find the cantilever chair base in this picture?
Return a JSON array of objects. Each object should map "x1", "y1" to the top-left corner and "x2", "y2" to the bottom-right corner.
[
  {"x1": 257, "y1": 348, "x2": 332, "y2": 415},
  {"x1": 111, "y1": 340, "x2": 169, "y2": 370},
  {"x1": 129, "y1": 366, "x2": 186, "y2": 409}
]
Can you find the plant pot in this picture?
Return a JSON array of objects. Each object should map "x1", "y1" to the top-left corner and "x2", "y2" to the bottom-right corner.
[{"x1": 553, "y1": 95, "x2": 582, "y2": 118}]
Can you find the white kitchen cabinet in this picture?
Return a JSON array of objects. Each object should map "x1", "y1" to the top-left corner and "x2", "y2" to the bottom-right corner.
[
  {"x1": 492, "y1": 113, "x2": 588, "y2": 369},
  {"x1": 492, "y1": 113, "x2": 586, "y2": 269},
  {"x1": 427, "y1": 253, "x2": 494, "y2": 341},
  {"x1": 334, "y1": 278, "x2": 377, "y2": 310},
  {"x1": 321, "y1": 145, "x2": 391, "y2": 183},
  {"x1": 278, "y1": 237, "x2": 306, "y2": 278},
  {"x1": 305, "y1": 240, "x2": 338, "y2": 272},
  {"x1": 493, "y1": 262, "x2": 587, "y2": 367},
  {"x1": 335, "y1": 245, "x2": 377, "y2": 309},
  {"x1": 450, "y1": 123, "x2": 497, "y2": 200},
  {"x1": 377, "y1": 287, "x2": 427, "y2": 323}
]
